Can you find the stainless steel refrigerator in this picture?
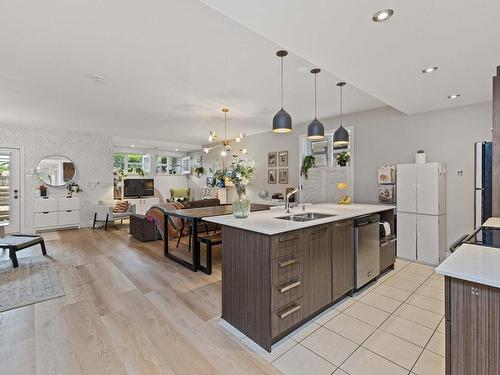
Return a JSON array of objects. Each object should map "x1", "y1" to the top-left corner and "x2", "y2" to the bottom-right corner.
[{"x1": 474, "y1": 141, "x2": 493, "y2": 228}]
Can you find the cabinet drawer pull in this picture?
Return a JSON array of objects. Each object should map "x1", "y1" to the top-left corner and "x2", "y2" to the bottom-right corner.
[
  {"x1": 279, "y1": 235, "x2": 299, "y2": 243},
  {"x1": 278, "y1": 258, "x2": 299, "y2": 268},
  {"x1": 278, "y1": 303, "x2": 301, "y2": 319},
  {"x1": 278, "y1": 280, "x2": 301, "y2": 293},
  {"x1": 42, "y1": 212, "x2": 49, "y2": 214},
  {"x1": 310, "y1": 226, "x2": 327, "y2": 234},
  {"x1": 66, "y1": 210, "x2": 72, "y2": 212}
]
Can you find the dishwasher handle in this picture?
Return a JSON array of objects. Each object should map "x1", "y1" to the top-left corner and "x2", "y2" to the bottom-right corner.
[{"x1": 354, "y1": 214, "x2": 380, "y2": 227}]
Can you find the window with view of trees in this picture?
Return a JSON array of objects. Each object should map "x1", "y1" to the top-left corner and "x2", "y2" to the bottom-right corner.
[{"x1": 113, "y1": 153, "x2": 150, "y2": 175}]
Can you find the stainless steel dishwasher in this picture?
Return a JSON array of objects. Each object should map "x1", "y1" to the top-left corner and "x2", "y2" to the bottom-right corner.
[{"x1": 354, "y1": 214, "x2": 380, "y2": 289}]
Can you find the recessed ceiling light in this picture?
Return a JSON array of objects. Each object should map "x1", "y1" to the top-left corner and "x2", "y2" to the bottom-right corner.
[
  {"x1": 422, "y1": 66, "x2": 438, "y2": 74},
  {"x1": 448, "y1": 94, "x2": 461, "y2": 99},
  {"x1": 131, "y1": 144, "x2": 135, "y2": 148},
  {"x1": 372, "y1": 9, "x2": 394, "y2": 22},
  {"x1": 175, "y1": 148, "x2": 179, "y2": 151}
]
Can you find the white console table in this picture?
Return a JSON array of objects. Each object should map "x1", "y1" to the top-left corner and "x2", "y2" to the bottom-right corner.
[
  {"x1": 201, "y1": 187, "x2": 234, "y2": 204},
  {"x1": 126, "y1": 197, "x2": 160, "y2": 215},
  {"x1": 33, "y1": 195, "x2": 81, "y2": 232}
]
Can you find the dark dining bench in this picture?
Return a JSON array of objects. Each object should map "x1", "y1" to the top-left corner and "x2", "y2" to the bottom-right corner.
[{"x1": 196, "y1": 232, "x2": 222, "y2": 275}]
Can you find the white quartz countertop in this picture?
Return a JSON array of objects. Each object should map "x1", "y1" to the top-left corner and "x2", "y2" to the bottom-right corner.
[
  {"x1": 436, "y1": 243, "x2": 500, "y2": 288},
  {"x1": 203, "y1": 203, "x2": 395, "y2": 235},
  {"x1": 483, "y1": 217, "x2": 500, "y2": 228}
]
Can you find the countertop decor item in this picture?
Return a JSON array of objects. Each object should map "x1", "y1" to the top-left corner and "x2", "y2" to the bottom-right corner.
[
  {"x1": 272, "y1": 50, "x2": 292, "y2": 133},
  {"x1": 333, "y1": 82, "x2": 350, "y2": 149},
  {"x1": 337, "y1": 182, "x2": 351, "y2": 204},
  {"x1": 415, "y1": 150, "x2": 426, "y2": 164},
  {"x1": 300, "y1": 155, "x2": 316, "y2": 179},
  {"x1": 39, "y1": 184, "x2": 47, "y2": 197},
  {"x1": 205, "y1": 108, "x2": 247, "y2": 157},
  {"x1": 307, "y1": 68, "x2": 325, "y2": 140},
  {"x1": 336, "y1": 151, "x2": 350, "y2": 167},
  {"x1": 225, "y1": 159, "x2": 255, "y2": 218},
  {"x1": 258, "y1": 189, "x2": 269, "y2": 199}
]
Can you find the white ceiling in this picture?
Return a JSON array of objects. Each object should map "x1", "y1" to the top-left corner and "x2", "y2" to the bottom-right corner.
[
  {"x1": 201, "y1": 0, "x2": 500, "y2": 114},
  {"x1": 0, "y1": 0, "x2": 384, "y2": 148}
]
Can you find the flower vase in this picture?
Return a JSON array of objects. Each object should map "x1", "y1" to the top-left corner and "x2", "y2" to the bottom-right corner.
[{"x1": 232, "y1": 192, "x2": 251, "y2": 218}]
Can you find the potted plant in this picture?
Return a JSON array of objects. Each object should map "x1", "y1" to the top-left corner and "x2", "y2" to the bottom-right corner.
[
  {"x1": 225, "y1": 159, "x2": 256, "y2": 218},
  {"x1": 300, "y1": 155, "x2": 316, "y2": 179},
  {"x1": 213, "y1": 168, "x2": 226, "y2": 187},
  {"x1": 194, "y1": 165, "x2": 204, "y2": 177},
  {"x1": 336, "y1": 151, "x2": 350, "y2": 167},
  {"x1": 39, "y1": 184, "x2": 47, "y2": 197}
]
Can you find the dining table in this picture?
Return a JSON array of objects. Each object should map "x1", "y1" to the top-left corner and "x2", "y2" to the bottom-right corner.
[{"x1": 160, "y1": 203, "x2": 270, "y2": 273}]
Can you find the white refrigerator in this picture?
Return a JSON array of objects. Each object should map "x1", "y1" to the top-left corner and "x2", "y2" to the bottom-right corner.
[{"x1": 396, "y1": 162, "x2": 446, "y2": 265}]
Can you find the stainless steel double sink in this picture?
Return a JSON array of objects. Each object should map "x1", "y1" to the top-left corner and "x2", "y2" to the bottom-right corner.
[{"x1": 275, "y1": 212, "x2": 336, "y2": 222}]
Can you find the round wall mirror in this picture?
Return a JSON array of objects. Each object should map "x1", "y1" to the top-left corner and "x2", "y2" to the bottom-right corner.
[{"x1": 36, "y1": 156, "x2": 76, "y2": 187}]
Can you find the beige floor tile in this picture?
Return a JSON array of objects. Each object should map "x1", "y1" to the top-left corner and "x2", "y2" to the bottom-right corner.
[
  {"x1": 363, "y1": 330, "x2": 423, "y2": 370},
  {"x1": 359, "y1": 292, "x2": 402, "y2": 313},
  {"x1": 383, "y1": 276, "x2": 422, "y2": 292},
  {"x1": 340, "y1": 346, "x2": 408, "y2": 375},
  {"x1": 404, "y1": 263, "x2": 435, "y2": 277},
  {"x1": 324, "y1": 312, "x2": 377, "y2": 344},
  {"x1": 314, "y1": 306, "x2": 341, "y2": 325},
  {"x1": 272, "y1": 344, "x2": 336, "y2": 375},
  {"x1": 241, "y1": 335, "x2": 296, "y2": 362},
  {"x1": 301, "y1": 327, "x2": 358, "y2": 367},
  {"x1": 372, "y1": 284, "x2": 413, "y2": 302},
  {"x1": 287, "y1": 321, "x2": 321, "y2": 342},
  {"x1": 422, "y1": 278, "x2": 444, "y2": 290},
  {"x1": 333, "y1": 297, "x2": 356, "y2": 312},
  {"x1": 393, "y1": 304, "x2": 442, "y2": 329},
  {"x1": 352, "y1": 281, "x2": 379, "y2": 300},
  {"x1": 406, "y1": 294, "x2": 445, "y2": 315},
  {"x1": 334, "y1": 369, "x2": 349, "y2": 374},
  {"x1": 380, "y1": 315, "x2": 434, "y2": 347},
  {"x1": 412, "y1": 350, "x2": 445, "y2": 375},
  {"x1": 394, "y1": 258, "x2": 410, "y2": 271},
  {"x1": 377, "y1": 269, "x2": 398, "y2": 283},
  {"x1": 414, "y1": 285, "x2": 445, "y2": 301},
  {"x1": 343, "y1": 302, "x2": 390, "y2": 327},
  {"x1": 425, "y1": 331, "x2": 445, "y2": 357},
  {"x1": 429, "y1": 273, "x2": 444, "y2": 282},
  {"x1": 396, "y1": 270, "x2": 429, "y2": 283},
  {"x1": 436, "y1": 318, "x2": 445, "y2": 334}
]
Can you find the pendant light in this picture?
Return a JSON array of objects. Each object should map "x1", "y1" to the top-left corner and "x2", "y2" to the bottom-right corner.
[
  {"x1": 307, "y1": 68, "x2": 325, "y2": 140},
  {"x1": 333, "y1": 82, "x2": 349, "y2": 148},
  {"x1": 273, "y1": 50, "x2": 292, "y2": 133}
]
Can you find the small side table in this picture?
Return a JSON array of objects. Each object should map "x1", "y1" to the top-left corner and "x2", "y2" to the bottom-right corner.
[{"x1": 0, "y1": 235, "x2": 47, "y2": 268}]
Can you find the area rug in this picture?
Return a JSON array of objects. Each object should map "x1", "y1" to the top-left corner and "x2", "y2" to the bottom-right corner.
[{"x1": 0, "y1": 257, "x2": 65, "y2": 312}]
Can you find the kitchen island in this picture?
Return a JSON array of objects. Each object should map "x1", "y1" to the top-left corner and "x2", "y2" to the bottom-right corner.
[
  {"x1": 204, "y1": 203, "x2": 396, "y2": 351},
  {"x1": 436, "y1": 220, "x2": 500, "y2": 375}
]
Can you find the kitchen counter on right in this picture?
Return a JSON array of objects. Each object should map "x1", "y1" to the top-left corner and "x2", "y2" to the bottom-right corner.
[
  {"x1": 435, "y1": 243, "x2": 500, "y2": 288},
  {"x1": 435, "y1": 219, "x2": 500, "y2": 375}
]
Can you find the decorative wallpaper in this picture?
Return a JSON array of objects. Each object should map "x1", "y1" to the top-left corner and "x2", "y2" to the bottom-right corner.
[{"x1": 0, "y1": 124, "x2": 114, "y2": 232}]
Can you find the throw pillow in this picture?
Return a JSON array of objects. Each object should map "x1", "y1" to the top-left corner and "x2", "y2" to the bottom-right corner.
[{"x1": 113, "y1": 201, "x2": 129, "y2": 213}]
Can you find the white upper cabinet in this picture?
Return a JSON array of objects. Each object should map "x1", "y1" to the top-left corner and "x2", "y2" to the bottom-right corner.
[
  {"x1": 416, "y1": 162, "x2": 445, "y2": 215},
  {"x1": 396, "y1": 164, "x2": 416, "y2": 213}
]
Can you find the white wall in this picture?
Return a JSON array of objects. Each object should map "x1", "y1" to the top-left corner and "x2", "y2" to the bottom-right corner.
[
  {"x1": 0, "y1": 124, "x2": 114, "y2": 232},
  {"x1": 189, "y1": 102, "x2": 492, "y2": 247}
]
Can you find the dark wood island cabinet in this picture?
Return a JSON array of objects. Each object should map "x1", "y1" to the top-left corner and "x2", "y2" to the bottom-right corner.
[{"x1": 220, "y1": 208, "x2": 395, "y2": 352}]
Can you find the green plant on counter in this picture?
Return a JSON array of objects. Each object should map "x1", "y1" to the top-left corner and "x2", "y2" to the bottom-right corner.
[
  {"x1": 300, "y1": 155, "x2": 316, "y2": 179},
  {"x1": 194, "y1": 166, "x2": 204, "y2": 177},
  {"x1": 336, "y1": 151, "x2": 351, "y2": 167},
  {"x1": 127, "y1": 166, "x2": 145, "y2": 176}
]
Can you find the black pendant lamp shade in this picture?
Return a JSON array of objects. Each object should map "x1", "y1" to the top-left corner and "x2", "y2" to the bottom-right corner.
[
  {"x1": 333, "y1": 82, "x2": 349, "y2": 148},
  {"x1": 273, "y1": 50, "x2": 292, "y2": 133},
  {"x1": 307, "y1": 68, "x2": 325, "y2": 140}
]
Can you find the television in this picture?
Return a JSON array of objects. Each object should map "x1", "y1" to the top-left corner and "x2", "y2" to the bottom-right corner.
[{"x1": 123, "y1": 179, "x2": 154, "y2": 198}]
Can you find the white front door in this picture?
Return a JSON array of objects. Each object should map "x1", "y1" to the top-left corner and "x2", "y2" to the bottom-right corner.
[{"x1": 0, "y1": 148, "x2": 21, "y2": 234}]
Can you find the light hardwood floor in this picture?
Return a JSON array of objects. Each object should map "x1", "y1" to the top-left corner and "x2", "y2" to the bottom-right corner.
[{"x1": 0, "y1": 227, "x2": 280, "y2": 375}]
